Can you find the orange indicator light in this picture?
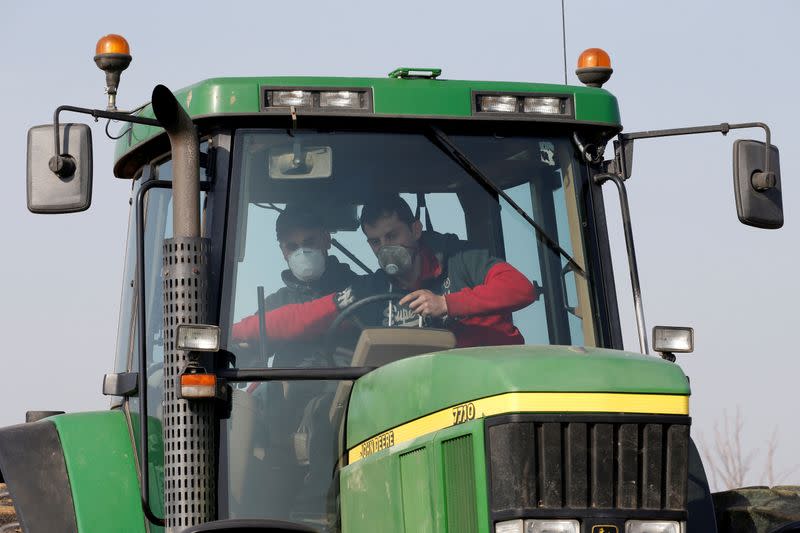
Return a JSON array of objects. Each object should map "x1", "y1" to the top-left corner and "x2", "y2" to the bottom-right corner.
[
  {"x1": 576, "y1": 48, "x2": 613, "y2": 88},
  {"x1": 180, "y1": 373, "x2": 218, "y2": 398},
  {"x1": 181, "y1": 374, "x2": 216, "y2": 387},
  {"x1": 95, "y1": 34, "x2": 130, "y2": 56},
  {"x1": 577, "y1": 48, "x2": 611, "y2": 69}
]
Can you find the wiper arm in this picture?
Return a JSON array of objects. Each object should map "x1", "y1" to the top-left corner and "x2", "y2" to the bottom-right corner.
[
  {"x1": 427, "y1": 126, "x2": 585, "y2": 277},
  {"x1": 330, "y1": 236, "x2": 373, "y2": 274}
]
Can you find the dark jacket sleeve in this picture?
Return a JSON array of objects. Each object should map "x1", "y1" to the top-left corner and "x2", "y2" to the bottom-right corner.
[{"x1": 264, "y1": 286, "x2": 290, "y2": 311}]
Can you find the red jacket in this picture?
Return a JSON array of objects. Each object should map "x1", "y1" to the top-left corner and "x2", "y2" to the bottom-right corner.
[{"x1": 233, "y1": 242, "x2": 537, "y2": 348}]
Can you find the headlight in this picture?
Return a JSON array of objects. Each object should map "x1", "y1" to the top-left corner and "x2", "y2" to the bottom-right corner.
[
  {"x1": 496, "y1": 520, "x2": 523, "y2": 533},
  {"x1": 625, "y1": 520, "x2": 682, "y2": 533},
  {"x1": 495, "y1": 519, "x2": 579, "y2": 533},
  {"x1": 525, "y1": 520, "x2": 579, "y2": 533}
]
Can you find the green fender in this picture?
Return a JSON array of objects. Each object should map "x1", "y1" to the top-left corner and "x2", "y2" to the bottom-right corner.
[
  {"x1": 52, "y1": 410, "x2": 147, "y2": 532},
  {"x1": 0, "y1": 410, "x2": 148, "y2": 533}
]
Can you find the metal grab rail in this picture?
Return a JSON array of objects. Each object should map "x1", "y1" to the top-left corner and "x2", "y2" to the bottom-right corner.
[{"x1": 593, "y1": 173, "x2": 648, "y2": 355}]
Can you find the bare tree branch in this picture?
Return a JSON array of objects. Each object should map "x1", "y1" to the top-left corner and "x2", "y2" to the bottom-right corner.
[{"x1": 700, "y1": 406, "x2": 795, "y2": 492}]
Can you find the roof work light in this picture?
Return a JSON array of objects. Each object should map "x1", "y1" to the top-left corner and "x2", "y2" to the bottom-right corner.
[
  {"x1": 576, "y1": 47, "x2": 613, "y2": 88},
  {"x1": 94, "y1": 34, "x2": 132, "y2": 111},
  {"x1": 474, "y1": 94, "x2": 573, "y2": 117},
  {"x1": 264, "y1": 88, "x2": 371, "y2": 111}
]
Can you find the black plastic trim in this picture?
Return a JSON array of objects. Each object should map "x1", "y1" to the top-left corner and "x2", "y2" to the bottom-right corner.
[
  {"x1": 586, "y1": 164, "x2": 624, "y2": 349},
  {"x1": 218, "y1": 366, "x2": 375, "y2": 382},
  {"x1": 485, "y1": 413, "x2": 691, "y2": 426},
  {"x1": 491, "y1": 508, "x2": 687, "y2": 521},
  {"x1": 25, "y1": 410, "x2": 65, "y2": 423},
  {"x1": 484, "y1": 413, "x2": 691, "y2": 527},
  {"x1": 0, "y1": 420, "x2": 78, "y2": 533},
  {"x1": 492, "y1": 507, "x2": 684, "y2": 520}
]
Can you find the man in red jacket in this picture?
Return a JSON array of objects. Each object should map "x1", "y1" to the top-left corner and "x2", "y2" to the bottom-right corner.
[{"x1": 233, "y1": 195, "x2": 538, "y2": 348}]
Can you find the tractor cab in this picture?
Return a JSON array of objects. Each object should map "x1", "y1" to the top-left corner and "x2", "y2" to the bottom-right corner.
[
  {"x1": 129, "y1": 120, "x2": 614, "y2": 529},
  {"x1": 210, "y1": 125, "x2": 610, "y2": 527}
]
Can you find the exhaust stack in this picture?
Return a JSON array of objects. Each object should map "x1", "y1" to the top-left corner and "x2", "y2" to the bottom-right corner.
[
  {"x1": 152, "y1": 84, "x2": 201, "y2": 238},
  {"x1": 151, "y1": 85, "x2": 214, "y2": 531}
]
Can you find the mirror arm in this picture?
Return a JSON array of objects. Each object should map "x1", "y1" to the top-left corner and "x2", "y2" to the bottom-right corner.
[
  {"x1": 50, "y1": 104, "x2": 161, "y2": 177},
  {"x1": 620, "y1": 122, "x2": 773, "y2": 178},
  {"x1": 594, "y1": 172, "x2": 649, "y2": 355}
]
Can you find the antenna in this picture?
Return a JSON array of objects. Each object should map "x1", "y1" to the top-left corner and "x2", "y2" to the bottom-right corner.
[{"x1": 561, "y1": 0, "x2": 568, "y2": 84}]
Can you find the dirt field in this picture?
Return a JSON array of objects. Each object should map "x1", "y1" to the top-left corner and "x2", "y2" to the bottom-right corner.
[{"x1": 0, "y1": 483, "x2": 21, "y2": 531}]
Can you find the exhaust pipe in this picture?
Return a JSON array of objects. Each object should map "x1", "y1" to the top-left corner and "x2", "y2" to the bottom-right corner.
[
  {"x1": 151, "y1": 84, "x2": 214, "y2": 531},
  {"x1": 152, "y1": 84, "x2": 200, "y2": 238}
]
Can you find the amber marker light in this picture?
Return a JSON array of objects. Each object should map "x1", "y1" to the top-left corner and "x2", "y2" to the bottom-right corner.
[
  {"x1": 576, "y1": 47, "x2": 613, "y2": 88},
  {"x1": 180, "y1": 373, "x2": 218, "y2": 399},
  {"x1": 95, "y1": 33, "x2": 130, "y2": 55},
  {"x1": 94, "y1": 34, "x2": 132, "y2": 110}
]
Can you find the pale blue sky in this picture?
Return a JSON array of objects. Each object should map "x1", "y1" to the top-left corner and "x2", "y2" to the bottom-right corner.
[{"x1": 1, "y1": 0, "x2": 797, "y2": 490}]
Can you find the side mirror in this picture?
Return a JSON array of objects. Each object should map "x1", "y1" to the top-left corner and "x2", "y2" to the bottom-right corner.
[
  {"x1": 733, "y1": 139, "x2": 782, "y2": 229},
  {"x1": 27, "y1": 123, "x2": 93, "y2": 213}
]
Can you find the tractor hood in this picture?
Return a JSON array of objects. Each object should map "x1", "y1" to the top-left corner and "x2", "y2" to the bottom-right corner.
[{"x1": 346, "y1": 345, "x2": 690, "y2": 450}]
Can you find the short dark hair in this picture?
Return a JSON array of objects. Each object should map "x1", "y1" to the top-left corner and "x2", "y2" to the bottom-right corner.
[
  {"x1": 360, "y1": 194, "x2": 417, "y2": 229},
  {"x1": 275, "y1": 206, "x2": 326, "y2": 242}
]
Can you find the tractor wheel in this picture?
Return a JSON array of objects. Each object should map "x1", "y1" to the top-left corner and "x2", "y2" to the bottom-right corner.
[
  {"x1": 713, "y1": 486, "x2": 800, "y2": 532},
  {"x1": 0, "y1": 483, "x2": 22, "y2": 532}
]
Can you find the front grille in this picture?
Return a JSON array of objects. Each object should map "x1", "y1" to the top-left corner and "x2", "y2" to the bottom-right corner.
[
  {"x1": 486, "y1": 415, "x2": 690, "y2": 517},
  {"x1": 443, "y1": 435, "x2": 478, "y2": 533}
]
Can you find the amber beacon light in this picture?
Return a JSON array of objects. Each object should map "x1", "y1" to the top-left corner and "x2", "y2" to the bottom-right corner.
[
  {"x1": 576, "y1": 47, "x2": 613, "y2": 88},
  {"x1": 94, "y1": 34, "x2": 132, "y2": 110}
]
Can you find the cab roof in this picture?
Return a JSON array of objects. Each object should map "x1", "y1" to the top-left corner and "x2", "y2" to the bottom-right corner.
[{"x1": 113, "y1": 75, "x2": 621, "y2": 178}]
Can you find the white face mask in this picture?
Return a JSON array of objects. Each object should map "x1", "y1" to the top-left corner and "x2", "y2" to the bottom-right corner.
[{"x1": 287, "y1": 248, "x2": 326, "y2": 282}]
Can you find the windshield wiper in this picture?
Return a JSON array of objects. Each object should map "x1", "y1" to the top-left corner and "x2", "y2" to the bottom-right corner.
[{"x1": 426, "y1": 126, "x2": 586, "y2": 277}]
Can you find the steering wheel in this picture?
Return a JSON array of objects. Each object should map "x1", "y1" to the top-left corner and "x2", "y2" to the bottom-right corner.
[{"x1": 322, "y1": 293, "x2": 406, "y2": 363}]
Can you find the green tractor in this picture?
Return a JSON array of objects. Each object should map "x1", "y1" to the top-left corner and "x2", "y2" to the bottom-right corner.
[{"x1": 1, "y1": 36, "x2": 794, "y2": 533}]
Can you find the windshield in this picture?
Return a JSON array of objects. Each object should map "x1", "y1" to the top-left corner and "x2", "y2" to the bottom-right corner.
[{"x1": 221, "y1": 128, "x2": 598, "y2": 527}]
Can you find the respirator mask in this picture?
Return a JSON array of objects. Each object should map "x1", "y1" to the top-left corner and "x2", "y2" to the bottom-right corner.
[
  {"x1": 287, "y1": 248, "x2": 326, "y2": 282},
  {"x1": 377, "y1": 245, "x2": 416, "y2": 276}
]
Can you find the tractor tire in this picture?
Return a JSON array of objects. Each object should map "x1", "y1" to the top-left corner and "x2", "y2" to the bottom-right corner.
[
  {"x1": 0, "y1": 483, "x2": 22, "y2": 532},
  {"x1": 713, "y1": 486, "x2": 800, "y2": 532}
]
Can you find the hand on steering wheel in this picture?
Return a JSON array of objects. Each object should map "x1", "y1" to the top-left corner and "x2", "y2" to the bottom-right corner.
[{"x1": 322, "y1": 292, "x2": 406, "y2": 363}]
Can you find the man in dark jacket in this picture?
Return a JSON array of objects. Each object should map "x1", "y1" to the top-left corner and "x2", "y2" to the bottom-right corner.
[
  {"x1": 234, "y1": 195, "x2": 537, "y2": 347},
  {"x1": 269, "y1": 206, "x2": 359, "y2": 311},
  {"x1": 238, "y1": 206, "x2": 359, "y2": 520},
  {"x1": 257, "y1": 206, "x2": 360, "y2": 365}
]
